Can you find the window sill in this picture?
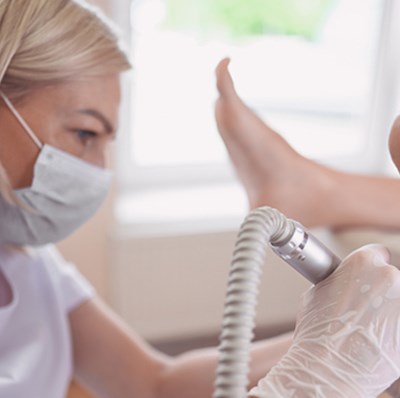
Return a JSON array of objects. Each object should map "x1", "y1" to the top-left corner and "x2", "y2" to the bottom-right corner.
[{"x1": 114, "y1": 182, "x2": 249, "y2": 238}]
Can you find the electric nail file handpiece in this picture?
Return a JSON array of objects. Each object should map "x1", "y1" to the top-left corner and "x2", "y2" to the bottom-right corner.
[
  {"x1": 271, "y1": 221, "x2": 341, "y2": 284},
  {"x1": 213, "y1": 206, "x2": 342, "y2": 398}
]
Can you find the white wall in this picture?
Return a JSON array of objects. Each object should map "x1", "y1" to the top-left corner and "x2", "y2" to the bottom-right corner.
[
  {"x1": 109, "y1": 229, "x2": 309, "y2": 341},
  {"x1": 108, "y1": 226, "x2": 400, "y2": 342}
]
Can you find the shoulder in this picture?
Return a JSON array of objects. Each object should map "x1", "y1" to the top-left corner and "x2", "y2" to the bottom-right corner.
[
  {"x1": 33, "y1": 244, "x2": 73, "y2": 273},
  {"x1": 6, "y1": 244, "x2": 77, "y2": 283},
  {"x1": 0, "y1": 244, "x2": 95, "y2": 313},
  {"x1": 30, "y1": 245, "x2": 96, "y2": 312},
  {"x1": 0, "y1": 243, "x2": 67, "y2": 269},
  {"x1": 0, "y1": 244, "x2": 95, "y2": 312}
]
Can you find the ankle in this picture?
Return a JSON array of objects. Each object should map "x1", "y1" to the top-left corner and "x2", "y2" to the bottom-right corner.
[{"x1": 310, "y1": 165, "x2": 346, "y2": 228}]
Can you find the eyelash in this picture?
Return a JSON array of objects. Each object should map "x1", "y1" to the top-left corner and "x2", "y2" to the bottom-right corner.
[{"x1": 75, "y1": 129, "x2": 98, "y2": 143}]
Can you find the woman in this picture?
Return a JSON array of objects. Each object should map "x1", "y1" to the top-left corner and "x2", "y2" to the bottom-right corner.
[{"x1": 0, "y1": 1, "x2": 399, "y2": 397}]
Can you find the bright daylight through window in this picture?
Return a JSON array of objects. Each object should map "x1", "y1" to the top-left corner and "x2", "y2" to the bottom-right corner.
[
  {"x1": 116, "y1": 0, "x2": 388, "y2": 231},
  {"x1": 128, "y1": 0, "x2": 382, "y2": 170}
]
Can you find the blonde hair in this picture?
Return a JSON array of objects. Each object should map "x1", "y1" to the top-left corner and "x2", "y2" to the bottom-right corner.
[{"x1": 0, "y1": 0, "x2": 131, "y2": 202}]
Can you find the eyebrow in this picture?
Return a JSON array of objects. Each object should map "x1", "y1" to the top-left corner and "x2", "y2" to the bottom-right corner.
[{"x1": 77, "y1": 109, "x2": 115, "y2": 134}]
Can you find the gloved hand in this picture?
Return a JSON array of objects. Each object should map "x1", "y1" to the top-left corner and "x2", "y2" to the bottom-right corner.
[{"x1": 249, "y1": 244, "x2": 400, "y2": 398}]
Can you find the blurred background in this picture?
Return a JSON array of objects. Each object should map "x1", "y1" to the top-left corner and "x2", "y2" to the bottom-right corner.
[{"x1": 63, "y1": 1, "x2": 400, "y2": 395}]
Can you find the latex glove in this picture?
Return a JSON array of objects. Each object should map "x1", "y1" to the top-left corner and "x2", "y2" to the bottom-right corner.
[{"x1": 249, "y1": 244, "x2": 400, "y2": 398}]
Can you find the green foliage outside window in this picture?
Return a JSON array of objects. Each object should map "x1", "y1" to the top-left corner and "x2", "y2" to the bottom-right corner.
[{"x1": 164, "y1": 0, "x2": 336, "y2": 40}]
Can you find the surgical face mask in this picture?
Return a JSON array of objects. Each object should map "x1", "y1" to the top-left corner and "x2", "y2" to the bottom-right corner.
[{"x1": 0, "y1": 92, "x2": 112, "y2": 246}]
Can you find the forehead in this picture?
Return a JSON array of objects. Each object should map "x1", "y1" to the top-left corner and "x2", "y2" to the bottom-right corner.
[
  {"x1": 60, "y1": 75, "x2": 121, "y2": 104},
  {"x1": 23, "y1": 74, "x2": 121, "y2": 122}
]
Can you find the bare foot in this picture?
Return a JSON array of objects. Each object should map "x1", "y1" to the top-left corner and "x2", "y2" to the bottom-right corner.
[{"x1": 214, "y1": 58, "x2": 338, "y2": 227}]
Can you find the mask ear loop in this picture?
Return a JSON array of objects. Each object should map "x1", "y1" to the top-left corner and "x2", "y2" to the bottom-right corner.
[
  {"x1": 0, "y1": 91, "x2": 43, "y2": 212},
  {"x1": 0, "y1": 92, "x2": 43, "y2": 150}
]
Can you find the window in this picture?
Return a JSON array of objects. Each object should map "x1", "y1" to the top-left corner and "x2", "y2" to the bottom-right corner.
[{"x1": 113, "y1": 0, "x2": 400, "y2": 229}]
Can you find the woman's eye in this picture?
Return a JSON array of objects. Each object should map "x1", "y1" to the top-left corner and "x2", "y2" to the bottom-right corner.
[{"x1": 75, "y1": 129, "x2": 98, "y2": 143}]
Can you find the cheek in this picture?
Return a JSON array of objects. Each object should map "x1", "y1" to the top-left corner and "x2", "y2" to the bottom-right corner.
[
  {"x1": 51, "y1": 136, "x2": 104, "y2": 166},
  {"x1": 49, "y1": 130, "x2": 83, "y2": 158},
  {"x1": 47, "y1": 127, "x2": 111, "y2": 168},
  {"x1": 389, "y1": 115, "x2": 400, "y2": 172},
  {"x1": 79, "y1": 138, "x2": 111, "y2": 168}
]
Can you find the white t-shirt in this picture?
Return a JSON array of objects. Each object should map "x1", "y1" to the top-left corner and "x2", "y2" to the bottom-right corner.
[{"x1": 0, "y1": 244, "x2": 94, "y2": 398}]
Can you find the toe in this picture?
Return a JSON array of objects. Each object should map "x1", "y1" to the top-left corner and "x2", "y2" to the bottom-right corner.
[{"x1": 215, "y1": 58, "x2": 239, "y2": 101}]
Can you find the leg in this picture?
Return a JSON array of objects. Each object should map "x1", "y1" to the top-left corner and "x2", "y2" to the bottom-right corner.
[{"x1": 215, "y1": 58, "x2": 400, "y2": 230}]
